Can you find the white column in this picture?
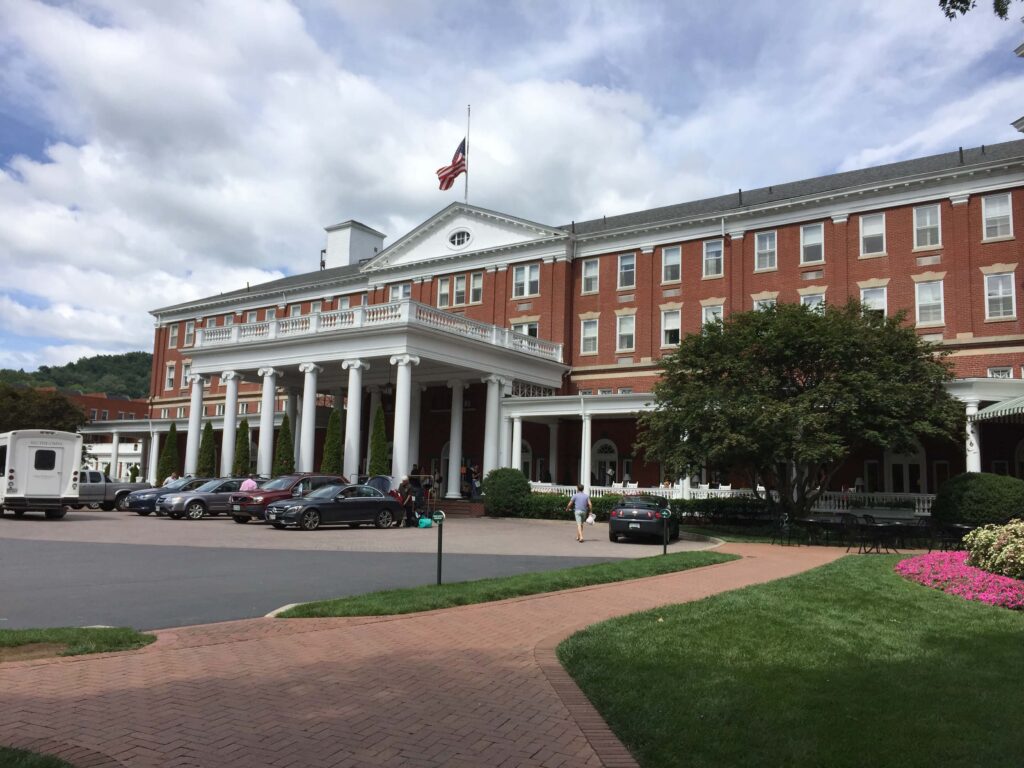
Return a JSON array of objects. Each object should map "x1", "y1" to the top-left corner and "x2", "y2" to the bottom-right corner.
[
  {"x1": 147, "y1": 433, "x2": 160, "y2": 485},
  {"x1": 389, "y1": 355, "x2": 420, "y2": 478},
  {"x1": 964, "y1": 398, "x2": 982, "y2": 473},
  {"x1": 342, "y1": 359, "x2": 368, "y2": 479},
  {"x1": 446, "y1": 380, "x2": 465, "y2": 498},
  {"x1": 409, "y1": 384, "x2": 424, "y2": 471},
  {"x1": 548, "y1": 421, "x2": 559, "y2": 482},
  {"x1": 109, "y1": 431, "x2": 121, "y2": 479},
  {"x1": 220, "y1": 370, "x2": 240, "y2": 476},
  {"x1": 298, "y1": 363, "x2": 321, "y2": 473},
  {"x1": 500, "y1": 415, "x2": 512, "y2": 467},
  {"x1": 512, "y1": 417, "x2": 523, "y2": 475},
  {"x1": 257, "y1": 368, "x2": 280, "y2": 476},
  {"x1": 184, "y1": 374, "x2": 205, "y2": 475},
  {"x1": 482, "y1": 375, "x2": 503, "y2": 475},
  {"x1": 682, "y1": 475, "x2": 692, "y2": 500},
  {"x1": 366, "y1": 386, "x2": 382, "y2": 470},
  {"x1": 580, "y1": 413, "x2": 592, "y2": 490}
]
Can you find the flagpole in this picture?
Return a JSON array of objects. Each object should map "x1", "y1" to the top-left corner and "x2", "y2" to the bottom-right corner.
[{"x1": 464, "y1": 104, "x2": 470, "y2": 204}]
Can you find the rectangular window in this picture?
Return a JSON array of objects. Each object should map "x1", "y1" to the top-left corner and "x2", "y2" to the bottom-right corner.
[
  {"x1": 511, "y1": 322, "x2": 539, "y2": 337},
  {"x1": 183, "y1": 321, "x2": 195, "y2": 346},
  {"x1": 860, "y1": 213, "x2": 886, "y2": 256},
  {"x1": 916, "y1": 280, "x2": 944, "y2": 324},
  {"x1": 801, "y1": 293, "x2": 825, "y2": 310},
  {"x1": 438, "y1": 277, "x2": 451, "y2": 308},
  {"x1": 168, "y1": 324, "x2": 179, "y2": 347},
  {"x1": 224, "y1": 314, "x2": 234, "y2": 326},
  {"x1": 988, "y1": 367, "x2": 1012, "y2": 379},
  {"x1": 983, "y1": 193, "x2": 1012, "y2": 240},
  {"x1": 755, "y1": 231, "x2": 776, "y2": 271},
  {"x1": 389, "y1": 283, "x2": 411, "y2": 302},
  {"x1": 238, "y1": 402, "x2": 249, "y2": 415},
  {"x1": 582, "y1": 259, "x2": 599, "y2": 293},
  {"x1": 165, "y1": 364, "x2": 175, "y2": 391},
  {"x1": 598, "y1": 388, "x2": 613, "y2": 395},
  {"x1": 100, "y1": 410, "x2": 108, "y2": 420},
  {"x1": 860, "y1": 286, "x2": 887, "y2": 316},
  {"x1": 914, "y1": 204, "x2": 941, "y2": 248},
  {"x1": 618, "y1": 254, "x2": 636, "y2": 289},
  {"x1": 470, "y1": 272, "x2": 483, "y2": 303},
  {"x1": 616, "y1": 315, "x2": 635, "y2": 351},
  {"x1": 662, "y1": 309, "x2": 680, "y2": 346},
  {"x1": 661, "y1": 246, "x2": 681, "y2": 283},
  {"x1": 289, "y1": 305, "x2": 302, "y2": 317},
  {"x1": 454, "y1": 275, "x2": 467, "y2": 305},
  {"x1": 246, "y1": 310, "x2": 257, "y2": 323},
  {"x1": 985, "y1": 273, "x2": 1015, "y2": 319},
  {"x1": 176, "y1": 406, "x2": 185, "y2": 418},
  {"x1": 801, "y1": 223, "x2": 824, "y2": 264},
  {"x1": 160, "y1": 408, "x2": 168, "y2": 419},
  {"x1": 311, "y1": 300, "x2": 322, "y2": 314},
  {"x1": 266, "y1": 308, "x2": 277, "y2": 320},
  {"x1": 181, "y1": 362, "x2": 191, "y2": 388},
  {"x1": 702, "y1": 305, "x2": 723, "y2": 325},
  {"x1": 34, "y1": 449, "x2": 56, "y2": 471},
  {"x1": 513, "y1": 264, "x2": 540, "y2": 297},
  {"x1": 89, "y1": 408, "x2": 97, "y2": 420},
  {"x1": 215, "y1": 403, "x2": 225, "y2": 416},
  {"x1": 703, "y1": 240, "x2": 723, "y2": 277},
  {"x1": 753, "y1": 298, "x2": 776, "y2": 311},
  {"x1": 618, "y1": 387, "x2": 633, "y2": 395},
  {"x1": 336, "y1": 297, "x2": 349, "y2": 311},
  {"x1": 580, "y1": 319, "x2": 599, "y2": 354}
]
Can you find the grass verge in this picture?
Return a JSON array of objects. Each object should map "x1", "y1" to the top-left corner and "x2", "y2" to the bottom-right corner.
[
  {"x1": 558, "y1": 555, "x2": 1024, "y2": 768},
  {"x1": 0, "y1": 747, "x2": 71, "y2": 767},
  {"x1": 0, "y1": 627, "x2": 155, "y2": 658},
  {"x1": 679, "y1": 524, "x2": 775, "y2": 543},
  {"x1": 279, "y1": 551, "x2": 737, "y2": 618}
]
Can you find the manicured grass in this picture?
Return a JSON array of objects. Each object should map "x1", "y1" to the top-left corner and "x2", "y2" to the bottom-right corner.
[
  {"x1": 558, "y1": 555, "x2": 1024, "y2": 768},
  {"x1": 0, "y1": 627, "x2": 155, "y2": 657},
  {"x1": 279, "y1": 551, "x2": 737, "y2": 618},
  {"x1": 679, "y1": 524, "x2": 775, "y2": 543},
  {"x1": 0, "y1": 746, "x2": 71, "y2": 767}
]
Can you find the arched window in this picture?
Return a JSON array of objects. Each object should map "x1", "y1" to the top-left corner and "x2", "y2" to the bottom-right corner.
[{"x1": 592, "y1": 439, "x2": 618, "y2": 485}]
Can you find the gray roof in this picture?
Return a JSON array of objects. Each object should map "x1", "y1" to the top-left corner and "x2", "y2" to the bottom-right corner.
[{"x1": 566, "y1": 139, "x2": 1024, "y2": 236}]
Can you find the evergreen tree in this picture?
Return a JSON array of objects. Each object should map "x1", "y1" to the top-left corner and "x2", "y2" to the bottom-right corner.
[
  {"x1": 321, "y1": 409, "x2": 344, "y2": 474},
  {"x1": 197, "y1": 421, "x2": 217, "y2": 477},
  {"x1": 368, "y1": 404, "x2": 390, "y2": 476},
  {"x1": 156, "y1": 424, "x2": 179, "y2": 482},
  {"x1": 273, "y1": 413, "x2": 295, "y2": 476},
  {"x1": 233, "y1": 419, "x2": 251, "y2": 476}
]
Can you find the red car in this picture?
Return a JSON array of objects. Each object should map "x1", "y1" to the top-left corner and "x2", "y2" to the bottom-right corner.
[{"x1": 229, "y1": 474, "x2": 347, "y2": 523}]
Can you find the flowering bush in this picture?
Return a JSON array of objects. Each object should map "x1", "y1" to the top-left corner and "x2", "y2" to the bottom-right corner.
[
  {"x1": 895, "y1": 551, "x2": 1024, "y2": 610},
  {"x1": 965, "y1": 520, "x2": 1024, "y2": 580}
]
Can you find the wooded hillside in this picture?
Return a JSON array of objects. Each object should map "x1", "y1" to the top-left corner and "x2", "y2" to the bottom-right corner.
[{"x1": 0, "y1": 352, "x2": 153, "y2": 399}]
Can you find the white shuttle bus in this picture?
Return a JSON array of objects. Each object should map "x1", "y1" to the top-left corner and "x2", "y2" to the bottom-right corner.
[{"x1": 0, "y1": 430, "x2": 83, "y2": 519}]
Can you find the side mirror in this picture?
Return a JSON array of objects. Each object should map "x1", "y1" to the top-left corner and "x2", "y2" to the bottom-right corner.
[{"x1": 291, "y1": 487, "x2": 303, "y2": 497}]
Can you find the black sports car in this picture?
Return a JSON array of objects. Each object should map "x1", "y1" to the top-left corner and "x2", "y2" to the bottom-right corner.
[
  {"x1": 608, "y1": 495, "x2": 679, "y2": 542},
  {"x1": 265, "y1": 483, "x2": 404, "y2": 531}
]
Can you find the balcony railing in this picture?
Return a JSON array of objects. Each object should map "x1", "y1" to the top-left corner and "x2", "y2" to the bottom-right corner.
[{"x1": 193, "y1": 300, "x2": 563, "y2": 363}]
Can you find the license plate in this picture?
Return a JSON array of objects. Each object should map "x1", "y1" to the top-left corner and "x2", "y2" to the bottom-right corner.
[
  {"x1": 232, "y1": 505, "x2": 241, "y2": 511},
  {"x1": 267, "y1": 513, "x2": 276, "y2": 520},
  {"x1": 629, "y1": 522, "x2": 641, "y2": 529}
]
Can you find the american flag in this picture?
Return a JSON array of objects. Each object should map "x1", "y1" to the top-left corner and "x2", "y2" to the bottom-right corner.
[{"x1": 436, "y1": 139, "x2": 467, "y2": 191}]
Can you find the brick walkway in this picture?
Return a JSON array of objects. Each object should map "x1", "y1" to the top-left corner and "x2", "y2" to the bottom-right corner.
[{"x1": 0, "y1": 544, "x2": 844, "y2": 768}]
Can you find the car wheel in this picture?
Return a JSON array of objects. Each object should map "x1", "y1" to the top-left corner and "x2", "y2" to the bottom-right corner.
[
  {"x1": 135, "y1": 509, "x2": 152, "y2": 516},
  {"x1": 185, "y1": 502, "x2": 206, "y2": 520},
  {"x1": 374, "y1": 509, "x2": 394, "y2": 529},
  {"x1": 271, "y1": 522, "x2": 286, "y2": 530},
  {"x1": 100, "y1": 501, "x2": 115, "y2": 511},
  {"x1": 299, "y1": 509, "x2": 320, "y2": 531},
  {"x1": 232, "y1": 516, "x2": 249, "y2": 524},
  {"x1": 13, "y1": 510, "x2": 25, "y2": 518},
  {"x1": 45, "y1": 508, "x2": 67, "y2": 520},
  {"x1": 116, "y1": 494, "x2": 130, "y2": 511},
  {"x1": 609, "y1": 530, "x2": 618, "y2": 542}
]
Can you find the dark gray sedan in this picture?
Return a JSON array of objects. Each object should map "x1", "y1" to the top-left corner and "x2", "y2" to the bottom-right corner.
[
  {"x1": 127, "y1": 477, "x2": 213, "y2": 515},
  {"x1": 608, "y1": 495, "x2": 680, "y2": 543},
  {"x1": 266, "y1": 483, "x2": 404, "y2": 531},
  {"x1": 157, "y1": 478, "x2": 248, "y2": 520}
]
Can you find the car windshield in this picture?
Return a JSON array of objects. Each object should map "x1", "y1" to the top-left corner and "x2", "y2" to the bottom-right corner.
[
  {"x1": 618, "y1": 496, "x2": 665, "y2": 509},
  {"x1": 163, "y1": 478, "x2": 192, "y2": 490},
  {"x1": 307, "y1": 484, "x2": 344, "y2": 499},
  {"x1": 194, "y1": 480, "x2": 222, "y2": 492},
  {"x1": 261, "y1": 477, "x2": 297, "y2": 491}
]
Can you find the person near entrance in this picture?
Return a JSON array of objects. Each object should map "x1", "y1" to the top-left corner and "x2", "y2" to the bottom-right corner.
[{"x1": 566, "y1": 484, "x2": 592, "y2": 543}]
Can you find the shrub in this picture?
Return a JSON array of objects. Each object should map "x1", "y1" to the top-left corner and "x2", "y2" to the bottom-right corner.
[
  {"x1": 233, "y1": 419, "x2": 251, "y2": 476},
  {"x1": 669, "y1": 496, "x2": 772, "y2": 523},
  {"x1": 128, "y1": 464, "x2": 139, "y2": 482},
  {"x1": 156, "y1": 423, "x2": 178, "y2": 481},
  {"x1": 931, "y1": 472, "x2": 1024, "y2": 526},
  {"x1": 965, "y1": 520, "x2": 1024, "y2": 580},
  {"x1": 321, "y1": 409, "x2": 343, "y2": 474},
  {"x1": 481, "y1": 468, "x2": 531, "y2": 516},
  {"x1": 197, "y1": 421, "x2": 216, "y2": 477},
  {"x1": 367, "y1": 404, "x2": 389, "y2": 476},
  {"x1": 273, "y1": 414, "x2": 294, "y2": 476}
]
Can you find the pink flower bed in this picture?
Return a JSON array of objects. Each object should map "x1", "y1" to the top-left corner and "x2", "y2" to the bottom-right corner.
[{"x1": 895, "y1": 551, "x2": 1024, "y2": 610}]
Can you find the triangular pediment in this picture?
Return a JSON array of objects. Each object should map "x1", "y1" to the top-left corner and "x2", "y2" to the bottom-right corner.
[{"x1": 362, "y1": 204, "x2": 566, "y2": 271}]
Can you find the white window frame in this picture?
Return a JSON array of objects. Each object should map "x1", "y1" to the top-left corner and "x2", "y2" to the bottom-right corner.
[
  {"x1": 617, "y1": 254, "x2": 636, "y2": 289},
  {"x1": 165, "y1": 364, "x2": 175, "y2": 391},
  {"x1": 180, "y1": 363, "x2": 191, "y2": 389},
  {"x1": 985, "y1": 273, "x2": 1015, "y2": 319},
  {"x1": 183, "y1": 321, "x2": 195, "y2": 346},
  {"x1": 224, "y1": 314, "x2": 234, "y2": 326},
  {"x1": 860, "y1": 286, "x2": 887, "y2": 316},
  {"x1": 454, "y1": 274, "x2": 467, "y2": 305},
  {"x1": 511, "y1": 321, "x2": 538, "y2": 337},
  {"x1": 582, "y1": 259, "x2": 600, "y2": 294},
  {"x1": 265, "y1": 308, "x2": 277, "y2": 321},
  {"x1": 753, "y1": 298, "x2": 776, "y2": 311},
  {"x1": 513, "y1": 264, "x2": 540, "y2": 298},
  {"x1": 859, "y1": 213, "x2": 886, "y2": 256},
  {"x1": 238, "y1": 401, "x2": 249, "y2": 415},
  {"x1": 914, "y1": 204, "x2": 941, "y2": 249},
  {"x1": 311, "y1": 300, "x2": 322, "y2": 314},
  {"x1": 702, "y1": 305, "x2": 723, "y2": 325},
  {"x1": 703, "y1": 240, "x2": 723, "y2": 278},
  {"x1": 215, "y1": 403, "x2": 225, "y2": 416},
  {"x1": 988, "y1": 367, "x2": 1012, "y2": 379},
  {"x1": 160, "y1": 408, "x2": 168, "y2": 419},
  {"x1": 661, "y1": 309, "x2": 681, "y2": 347},
  {"x1": 470, "y1": 272, "x2": 483, "y2": 304},
  {"x1": 438, "y1": 277, "x2": 451, "y2": 308},
  {"x1": 801, "y1": 293, "x2": 825, "y2": 311},
  {"x1": 580, "y1": 319, "x2": 599, "y2": 354},
  {"x1": 800, "y1": 223, "x2": 824, "y2": 265},
  {"x1": 916, "y1": 280, "x2": 944, "y2": 325},
  {"x1": 336, "y1": 297, "x2": 348, "y2": 311},
  {"x1": 246, "y1": 310, "x2": 257, "y2": 323},
  {"x1": 661, "y1": 246, "x2": 681, "y2": 283},
  {"x1": 176, "y1": 406, "x2": 185, "y2": 419},
  {"x1": 982, "y1": 193, "x2": 1012, "y2": 240},
  {"x1": 389, "y1": 283, "x2": 411, "y2": 302},
  {"x1": 616, "y1": 315, "x2": 635, "y2": 352},
  {"x1": 755, "y1": 231, "x2": 776, "y2": 271},
  {"x1": 289, "y1": 304, "x2": 302, "y2": 318},
  {"x1": 167, "y1": 324, "x2": 179, "y2": 347}
]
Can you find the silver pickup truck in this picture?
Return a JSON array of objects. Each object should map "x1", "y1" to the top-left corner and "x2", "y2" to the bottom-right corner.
[{"x1": 73, "y1": 470, "x2": 151, "y2": 510}]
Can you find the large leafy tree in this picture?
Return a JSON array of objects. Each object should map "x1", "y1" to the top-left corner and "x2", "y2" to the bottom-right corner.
[
  {"x1": 0, "y1": 384, "x2": 88, "y2": 433},
  {"x1": 156, "y1": 423, "x2": 179, "y2": 482},
  {"x1": 197, "y1": 421, "x2": 217, "y2": 477},
  {"x1": 636, "y1": 302, "x2": 964, "y2": 517},
  {"x1": 321, "y1": 409, "x2": 344, "y2": 475},
  {"x1": 233, "y1": 419, "x2": 251, "y2": 476},
  {"x1": 273, "y1": 414, "x2": 295, "y2": 476},
  {"x1": 367, "y1": 404, "x2": 390, "y2": 476},
  {"x1": 939, "y1": 0, "x2": 1018, "y2": 19}
]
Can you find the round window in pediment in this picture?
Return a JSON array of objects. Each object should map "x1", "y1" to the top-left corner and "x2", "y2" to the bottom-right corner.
[{"x1": 448, "y1": 229, "x2": 472, "y2": 249}]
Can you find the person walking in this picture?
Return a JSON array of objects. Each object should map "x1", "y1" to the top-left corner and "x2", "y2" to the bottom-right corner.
[
  {"x1": 240, "y1": 474, "x2": 259, "y2": 491},
  {"x1": 566, "y1": 483, "x2": 592, "y2": 543}
]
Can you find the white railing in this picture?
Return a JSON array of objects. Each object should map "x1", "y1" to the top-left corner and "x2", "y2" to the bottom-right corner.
[{"x1": 195, "y1": 299, "x2": 563, "y2": 363}]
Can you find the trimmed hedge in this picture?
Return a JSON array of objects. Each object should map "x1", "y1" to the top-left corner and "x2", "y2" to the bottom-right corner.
[
  {"x1": 482, "y1": 468, "x2": 532, "y2": 516},
  {"x1": 965, "y1": 519, "x2": 1024, "y2": 580},
  {"x1": 931, "y1": 472, "x2": 1024, "y2": 527}
]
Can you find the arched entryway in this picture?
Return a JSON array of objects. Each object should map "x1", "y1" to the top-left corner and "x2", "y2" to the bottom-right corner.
[
  {"x1": 520, "y1": 439, "x2": 533, "y2": 479},
  {"x1": 593, "y1": 439, "x2": 618, "y2": 485}
]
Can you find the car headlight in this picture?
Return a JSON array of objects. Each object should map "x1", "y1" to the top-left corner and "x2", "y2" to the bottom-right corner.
[
  {"x1": 252, "y1": 496, "x2": 264, "y2": 503},
  {"x1": 168, "y1": 496, "x2": 184, "y2": 503},
  {"x1": 287, "y1": 506, "x2": 304, "y2": 513}
]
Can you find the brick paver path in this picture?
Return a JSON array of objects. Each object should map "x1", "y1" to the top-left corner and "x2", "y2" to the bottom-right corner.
[{"x1": 0, "y1": 544, "x2": 844, "y2": 768}]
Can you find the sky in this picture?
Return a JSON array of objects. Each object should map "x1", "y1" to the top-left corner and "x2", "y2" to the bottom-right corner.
[{"x1": 0, "y1": 0, "x2": 1022, "y2": 370}]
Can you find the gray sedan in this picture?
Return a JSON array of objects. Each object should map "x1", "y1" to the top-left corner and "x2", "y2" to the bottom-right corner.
[{"x1": 157, "y1": 478, "x2": 247, "y2": 520}]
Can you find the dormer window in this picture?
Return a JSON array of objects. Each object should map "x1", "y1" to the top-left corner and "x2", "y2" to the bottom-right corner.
[{"x1": 448, "y1": 229, "x2": 472, "y2": 249}]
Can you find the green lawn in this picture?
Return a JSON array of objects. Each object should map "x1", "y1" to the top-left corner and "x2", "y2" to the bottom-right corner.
[
  {"x1": 0, "y1": 627, "x2": 155, "y2": 657},
  {"x1": 279, "y1": 550, "x2": 737, "y2": 618},
  {"x1": 0, "y1": 747, "x2": 71, "y2": 767},
  {"x1": 679, "y1": 524, "x2": 776, "y2": 543},
  {"x1": 558, "y1": 555, "x2": 1024, "y2": 768}
]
